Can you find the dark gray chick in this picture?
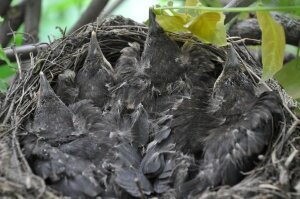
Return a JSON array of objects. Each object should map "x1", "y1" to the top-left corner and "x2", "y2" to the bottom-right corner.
[
  {"x1": 22, "y1": 139, "x2": 104, "y2": 199},
  {"x1": 142, "y1": 9, "x2": 185, "y2": 88},
  {"x1": 110, "y1": 104, "x2": 154, "y2": 198},
  {"x1": 76, "y1": 31, "x2": 114, "y2": 108},
  {"x1": 32, "y1": 72, "x2": 75, "y2": 140},
  {"x1": 55, "y1": 69, "x2": 79, "y2": 105},
  {"x1": 22, "y1": 72, "x2": 113, "y2": 198},
  {"x1": 177, "y1": 46, "x2": 283, "y2": 198},
  {"x1": 113, "y1": 42, "x2": 151, "y2": 111}
]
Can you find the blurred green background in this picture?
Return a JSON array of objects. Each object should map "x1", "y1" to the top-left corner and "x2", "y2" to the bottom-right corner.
[
  {"x1": 31, "y1": 0, "x2": 183, "y2": 42},
  {"x1": 2, "y1": 0, "x2": 187, "y2": 44}
]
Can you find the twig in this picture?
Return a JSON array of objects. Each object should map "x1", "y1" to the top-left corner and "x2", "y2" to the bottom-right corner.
[
  {"x1": 12, "y1": 46, "x2": 22, "y2": 79},
  {"x1": 154, "y1": 5, "x2": 300, "y2": 13},
  {"x1": 229, "y1": 37, "x2": 261, "y2": 45},
  {"x1": 284, "y1": 120, "x2": 300, "y2": 144},
  {"x1": 1, "y1": 43, "x2": 49, "y2": 64},
  {"x1": 284, "y1": 148, "x2": 298, "y2": 167},
  {"x1": 2, "y1": 94, "x2": 16, "y2": 125}
]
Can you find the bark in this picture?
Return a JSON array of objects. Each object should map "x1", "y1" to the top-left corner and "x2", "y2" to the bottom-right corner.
[
  {"x1": 0, "y1": 0, "x2": 12, "y2": 17},
  {"x1": 99, "y1": 0, "x2": 125, "y2": 19},
  {"x1": 69, "y1": 0, "x2": 109, "y2": 33},
  {"x1": 1, "y1": 43, "x2": 48, "y2": 64},
  {"x1": 229, "y1": 13, "x2": 300, "y2": 46},
  {"x1": 224, "y1": 0, "x2": 256, "y2": 23},
  {"x1": 0, "y1": 1, "x2": 26, "y2": 47},
  {"x1": 24, "y1": 0, "x2": 42, "y2": 44}
]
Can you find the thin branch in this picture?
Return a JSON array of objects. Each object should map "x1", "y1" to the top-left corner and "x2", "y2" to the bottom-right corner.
[
  {"x1": 12, "y1": 46, "x2": 22, "y2": 79},
  {"x1": 3, "y1": 94, "x2": 16, "y2": 125},
  {"x1": 99, "y1": 0, "x2": 125, "y2": 19},
  {"x1": 68, "y1": 0, "x2": 109, "y2": 33},
  {"x1": 0, "y1": 1, "x2": 26, "y2": 47},
  {"x1": 154, "y1": 5, "x2": 300, "y2": 13},
  {"x1": 1, "y1": 43, "x2": 49, "y2": 64},
  {"x1": 0, "y1": 0, "x2": 12, "y2": 17},
  {"x1": 24, "y1": 0, "x2": 42, "y2": 44}
]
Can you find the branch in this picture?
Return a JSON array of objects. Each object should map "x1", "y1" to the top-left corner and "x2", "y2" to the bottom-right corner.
[
  {"x1": 1, "y1": 43, "x2": 49, "y2": 64},
  {"x1": 24, "y1": 0, "x2": 42, "y2": 44},
  {"x1": 0, "y1": 1, "x2": 26, "y2": 47},
  {"x1": 229, "y1": 13, "x2": 300, "y2": 46},
  {"x1": 247, "y1": 48, "x2": 296, "y2": 65},
  {"x1": 68, "y1": 0, "x2": 109, "y2": 33},
  {"x1": 99, "y1": 0, "x2": 125, "y2": 19},
  {"x1": 0, "y1": 0, "x2": 12, "y2": 17},
  {"x1": 224, "y1": 0, "x2": 256, "y2": 23}
]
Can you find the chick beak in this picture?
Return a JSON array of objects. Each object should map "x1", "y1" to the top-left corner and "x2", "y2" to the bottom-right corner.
[
  {"x1": 148, "y1": 8, "x2": 163, "y2": 34},
  {"x1": 39, "y1": 72, "x2": 52, "y2": 96},
  {"x1": 126, "y1": 101, "x2": 135, "y2": 111},
  {"x1": 87, "y1": 31, "x2": 114, "y2": 72}
]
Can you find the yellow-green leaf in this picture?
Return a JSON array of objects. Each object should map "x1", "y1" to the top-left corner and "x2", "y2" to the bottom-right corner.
[
  {"x1": 156, "y1": 14, "x2": 189, "y2": 32},
  {"x1": 186, "y1": 12, "x2": 227, "y2": 46},
  {"x1": 257, "y1": 11, "x2": 285, "y2": 81},
  {"x1": 275, "y1": 57, "x2": 300, "y2": 99},
  {"x1": 184, "y1": 0, "x2": 201, "y2": 16},
  {"x1": 213, "y1": 14, "x2": 227, "y2": 46},
  {"x1": 173, "y1": 12, "x2": 193, "y2": 23},
  {"x1": 185, "y1": 0, "x2": 199, "y2": 6}
]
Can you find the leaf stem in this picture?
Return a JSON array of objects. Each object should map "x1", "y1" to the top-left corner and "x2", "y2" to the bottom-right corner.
[{"x1": 154, "y1": 6, "x2": 300, "y2": 13}]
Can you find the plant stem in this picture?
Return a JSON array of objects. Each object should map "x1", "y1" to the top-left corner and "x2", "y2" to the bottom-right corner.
[{"x1": 154, "y1": 6, "x2": 300, "y2": 13}]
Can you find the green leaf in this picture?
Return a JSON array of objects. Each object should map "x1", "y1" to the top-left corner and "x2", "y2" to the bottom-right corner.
[
  {"x1": 186, "y1": 12, "x2": 227, "y2": 46},
  {"x1": 0, "y1": 47, "x2": 12, "y2": 66},
  {"x1": 185, "y1": 0, "x2": 199, "y2": 6},
  {"x1": 46, "y1": 0, "x2": 87, "y2": 13},
  {"x1": 0, "y1": 65, "x2": 16, "y2": 79},
  {"x1": 257, "y1": 11, "x2": 285, "y2": 81},
  {"x1": 156, "y1": 14, "x2": 190, "y2": 32},
  {"x1": 0, "y1": 47, "x2": 16, "y2": 79},
  {"x1": 275, "y1": 57, "x2": 300, "y2": 99},
  {"x1": 14, "y1": 33, "x2": 23, "y2": 46}
]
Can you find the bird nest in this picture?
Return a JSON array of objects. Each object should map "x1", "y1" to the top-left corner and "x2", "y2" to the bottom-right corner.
[{"x1": 0, "y1": 15, "x2": 299, "y2": 199}]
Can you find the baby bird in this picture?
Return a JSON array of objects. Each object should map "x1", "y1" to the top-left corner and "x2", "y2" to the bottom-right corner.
[
  {"x1": 113, "y1": 42, "x2": 151, "y2": 111},
  {"x1": 142, "y1": 9, "x2": 185, "y2": 88},
  {"x1": 178, "y1": 46, "x2": 283, "y2": 198},
  {"x1": 55, "y1": 69, "x2": 79, "y2": 105},
  {"x1": 22, "y1": 72, "x2": 112, "y2": 198},
  {"x1": 76, "y1": 31, "x2": 114, "y2": 108},
  {"x1": 32, "y1": 72, "x2": 75, "y2": 140}
]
